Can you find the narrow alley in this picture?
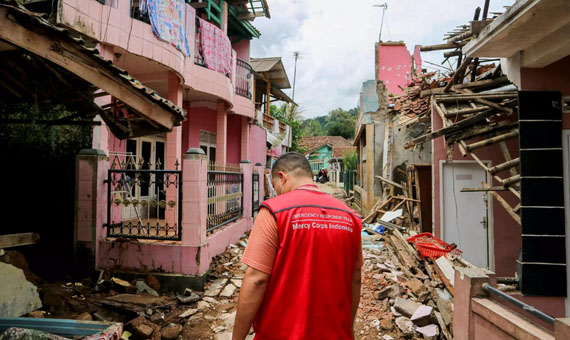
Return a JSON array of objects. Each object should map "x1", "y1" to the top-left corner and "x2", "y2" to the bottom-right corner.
[{"x1": 1, "y1": 0, "x2": 570, "y2": 339}]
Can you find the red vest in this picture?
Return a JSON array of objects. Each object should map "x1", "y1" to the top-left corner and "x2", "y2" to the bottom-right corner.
[{"x1": 253, "y1": 186, "x2": 362, "y2": 340}]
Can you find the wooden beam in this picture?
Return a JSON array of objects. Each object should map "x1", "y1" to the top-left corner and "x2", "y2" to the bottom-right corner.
[
  {"x1": 465, "y1": 130, "x2": 519, "y2": 152},
  {"x1": 488, "y1": 158, "x2": 520, "y2": 175},
  {"x1": 0, "y1": 9, "x2": 177, "y2": 131},
  {"x1": 444, "y1": 105, "x2": 489, "y2": 117},
  {"x1": 375, "y1": 175, "x2": 403, "y2": 189},
  {"x1": 502, "y1": 174, "x2": 521, "y2": 186},
  {"x1": 436, "y1": 93, "x2": 517, "y2": 102},
  {"x1": 486, "y1": 191, "x2": 521, "y2": 225},
  {"x1": 461, "y1": 186, "x2": 519, "y2": 192},
  {"x1": 446, "y1": 121, "x2": 517, "y2": 143},
  {"x1": 419, "y1": 43, "x2": 464, "y2": 52},
  {"x1": 420, "y1": 75, "x2": 510, "y2": 97},
  {"x1": 0, "y1": 233, "x2": 39, "y2": 249},
  {"x1": 444, "y1": 57, "x2": 473, "y2": 92},
  {"x1": 499, "y1": 141, "x2": 519, "y2": 178}
]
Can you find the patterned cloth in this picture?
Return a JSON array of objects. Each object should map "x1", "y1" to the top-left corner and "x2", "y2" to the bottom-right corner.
[
  {"x1": 147, "y1": 0, "x2": 190, "y2": 56},
  {"x1": 198, "y1": 18, "x2": 233, "y2": 77}
]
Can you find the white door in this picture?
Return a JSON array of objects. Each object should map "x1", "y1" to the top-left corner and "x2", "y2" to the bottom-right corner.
[{"x1": 442, "y1": 162, "x2": 489, "y2": 268}]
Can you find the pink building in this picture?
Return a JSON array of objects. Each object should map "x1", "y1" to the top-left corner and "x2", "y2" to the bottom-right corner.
[
  {"x1": 376, "y1": 41, "x2": 422, "y2": 95},
  {"x1": 46, "y1": 0, "x2": 288, "y2": 285}
]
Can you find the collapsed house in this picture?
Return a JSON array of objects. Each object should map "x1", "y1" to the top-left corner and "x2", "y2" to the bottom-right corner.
[{"x1": 354, "y1": 0, "x2": 570, "y2": 338}]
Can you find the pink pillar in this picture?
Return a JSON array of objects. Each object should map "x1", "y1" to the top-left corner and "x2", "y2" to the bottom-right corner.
[
  {"x1": 240, "y1": 161, "x2": 252, "y2": 218},
  {"x1": 166, "y1": 72, "x2": 183, "y2": 224},
  {"x1": 216, "y1": 101, "x2": 227, "y2": 165},
  {"x1": 241, "y1": 117, "x2": 250, "y2": 161},
  {"x1": 181, "y1": 148, "x2": 208, "y2": 247},
  {"x1": 453, "y1": 268, "x2": 493, "y2": 340},
  {"x1": 74, "y1": 149, "x2": 110, "y2": 269}
]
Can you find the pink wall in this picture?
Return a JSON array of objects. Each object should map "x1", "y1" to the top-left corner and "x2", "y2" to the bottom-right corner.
[
  {"x1": 520, "y1": 55, "x2": 570, "y2": 128},
  {"x1": 432, "y1": 111, "x2": 520, "y2": 277},
  {"x1": 233, "y1": 40, "x2": 250, "y2": 62},
  {"x1": 377, "y1": 43, "x2": 412, "y2": 95},
  {"x1": 413, "y1": 45, "x2": 422, "y2": 75},
  {"x1": 249, "y1": 125, "x2": 267, "y2": 167},
  {"x1": 182, "y1": 106, "x2": 217, "y2": 153},
  {"x1": 226, "y1": 114, "x2": 242, "y2": 165}
]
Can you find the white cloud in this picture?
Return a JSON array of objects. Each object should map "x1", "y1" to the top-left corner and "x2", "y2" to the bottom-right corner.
[{"x1": 251, "y1": 0, "x2": 514, "y2": 118}]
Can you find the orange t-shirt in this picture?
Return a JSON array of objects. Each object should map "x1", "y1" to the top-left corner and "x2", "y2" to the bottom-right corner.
[{"x1": 242, "y1": 207, "x2": 364, "y2": 275}]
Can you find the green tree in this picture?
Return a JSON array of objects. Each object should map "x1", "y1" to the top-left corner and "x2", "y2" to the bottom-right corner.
[
  {"x1": 302, "y1": 119, "x2": 324, "y2": 137},
  {"x1": 270, "y1": 103, "x2": 306, "y2": 153},
  {"x1": 326, "y1": 108, "x2": 356, "y2": 139},
  {"x1": 343, "y1": 150, "x2": 358, "y2": 170}
]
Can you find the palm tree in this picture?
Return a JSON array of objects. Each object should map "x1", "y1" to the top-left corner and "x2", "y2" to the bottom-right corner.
[{"x1": 284, "y1": 103, "x2": 305, "y2": 122}]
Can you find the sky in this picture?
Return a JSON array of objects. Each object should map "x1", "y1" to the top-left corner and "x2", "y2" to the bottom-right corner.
[{"x1": 250, "y1": 0, "x2": 514, "y2": 119}]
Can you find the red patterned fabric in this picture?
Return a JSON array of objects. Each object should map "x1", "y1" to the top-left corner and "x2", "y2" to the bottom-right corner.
[{"x1": 198, "y1": 18, "x2": 233, "y2": 77}]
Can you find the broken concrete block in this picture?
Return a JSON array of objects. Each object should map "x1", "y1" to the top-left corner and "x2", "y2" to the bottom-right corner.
[
  {"x1": 416, "y1": 324, "x2": 439, "y2": 338},
  {"x1": 161, "y1": 324, "x2": 182, "y2": 340},
  {"x1": 394, "y1": 297, "x2": 420, "y2": 318},
  {"x1": 178, "y1": 308, "x2": 198, "y2": 318},
  {"x1": 136, "y1": 280, "x2": 159, "y2": 297},
  {"x1": 231, "y1": 279, "x2": 242, "y2": 288},
  {"x1": 375, "y1": 285, "x2": 400, "y2": 300},
  {"x1": 395, "y1": 316, "x2": 415, "y2": 336},
  {"x1": 410, "y1": 304, "x2": 435, "y2": 326},
  {"x1": 205, "y1": 278, "x2": 228, "y2": 297},
  {"x1": 0, "y1": 262, "x2": 42, "y2": 317},
  {"x1": 408, "y1": 278, "x2": 427, "y2": 296},
  {"x1": 204, "y1": 297, "x2": 221, "y2": 305},
  {"x1": 219, "y1": 284, "x2": 236, "y2": 298},
  {"x1": 137, "y1": 324, "x2": 155, "y2": 338},
  {"x1": 212, "y1": 325, "x2": 226, "y2": 333},
  {"x1": 177, "y1": 292, "x2": 200, "y2": 304},
  {"x1": 196, "y1": 300, "x2": 211, "y2": 311}
]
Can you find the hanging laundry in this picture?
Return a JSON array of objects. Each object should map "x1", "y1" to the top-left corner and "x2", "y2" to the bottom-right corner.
[
  {"x1": 147, "y1": 0, "x2": 190, "y2": 57},
  {"x1": 198, "y1": 18, "x2": 233, "y2": 77}
]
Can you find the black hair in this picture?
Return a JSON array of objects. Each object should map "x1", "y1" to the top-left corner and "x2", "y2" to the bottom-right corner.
[{"x1": 271, "y1": 152, "x2": 313, "y2": 179}]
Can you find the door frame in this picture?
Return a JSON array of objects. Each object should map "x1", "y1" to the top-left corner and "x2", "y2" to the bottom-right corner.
[{"x1": 439, "y1": 159, "x2": 495, "y2": 270}]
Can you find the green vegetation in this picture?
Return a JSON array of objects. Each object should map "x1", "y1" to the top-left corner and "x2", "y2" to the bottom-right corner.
[
  {"x1": 270, "y1": 104, "x2": 358, "y2": 152},
  {"x1": 343, "y1": 150, "x2": 358, "y2": 171}
]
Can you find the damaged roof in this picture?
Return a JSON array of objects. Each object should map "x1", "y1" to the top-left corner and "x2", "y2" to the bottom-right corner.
[{"x1": 0, "y1": 1, "x2": 186, "y2": 139}]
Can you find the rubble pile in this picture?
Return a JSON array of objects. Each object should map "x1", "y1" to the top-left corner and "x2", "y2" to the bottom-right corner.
[
  {"x1": 355, "y1": 228, "x2": 456, "y2": 340},
  {"x1": 0, "y1": 236, "x2": 252, "y2": 340},
  {"x1": 390, "y1": 72, "x2": 441, "y2": 128}
]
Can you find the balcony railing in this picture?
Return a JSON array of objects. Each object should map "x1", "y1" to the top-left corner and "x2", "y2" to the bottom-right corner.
[{"x1": 235, "y1": 59, "x2": 252, "y2": 99}]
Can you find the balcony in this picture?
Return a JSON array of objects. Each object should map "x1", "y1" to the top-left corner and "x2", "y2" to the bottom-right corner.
[
  {"x1": 194, "y1": 17, "x2": 233, "y2": 79},
  {"x1": 235, "y1": 59, "x2": 253, "y2": 99}
]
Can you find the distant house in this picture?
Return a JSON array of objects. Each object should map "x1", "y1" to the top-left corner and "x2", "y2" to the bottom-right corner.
[{"x1": 299, "y1": 136, "x2": 354, "y2": 175}]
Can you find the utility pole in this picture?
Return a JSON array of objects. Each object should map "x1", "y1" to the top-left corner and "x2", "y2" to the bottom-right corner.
[
  {"x1": 292, "y1": 51, "x2": 302, "y2": 102},
  {"x1": 373, "y1": 3, "x2": 388, "y2": 42}
]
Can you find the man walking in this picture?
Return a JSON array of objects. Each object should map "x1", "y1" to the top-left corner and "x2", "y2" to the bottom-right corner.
[{"x1": 233, "y1": 153, "x2": 363, "y2": 340}]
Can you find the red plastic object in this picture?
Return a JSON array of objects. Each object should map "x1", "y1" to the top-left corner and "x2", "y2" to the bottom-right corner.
[{"x1": 406, "y1": 232, "x2": 462, "y2": 259}]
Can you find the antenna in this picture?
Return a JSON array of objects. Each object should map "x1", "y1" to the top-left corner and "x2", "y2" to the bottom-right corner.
[
  {"x1": 291, "y1": 51, "x2": 304, "y2": 102},
  {"x1": 373, "y1": 3, "x2": 388, "y2": 42}
]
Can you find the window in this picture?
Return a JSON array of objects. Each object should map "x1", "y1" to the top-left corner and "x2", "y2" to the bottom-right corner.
[{"x1": 200, "y1": 130, "x2": 217, "y2": 163}]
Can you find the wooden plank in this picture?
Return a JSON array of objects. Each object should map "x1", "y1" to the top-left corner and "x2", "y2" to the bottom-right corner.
[
  {"x1": 0, "y1": 10, "x2": 177, "y2": 131},
  {"x1": 0, "y1": 233, "x2": 39, "y2": 249},
  {"x1": 444, "y1": 105, "x2": 489, "y2": 118},
  {"x1": 375, "y1": 175, "x2": 403, "y2": 189},
  {"x1": 446, "y1": 121, "x2": 517, "y2": 143},
  {"x1": 434, "y1": 256, "x2": 455, "y2": 296},
  {"x1": 437, "y1": 93, "x2": 517, "y2": 102}
]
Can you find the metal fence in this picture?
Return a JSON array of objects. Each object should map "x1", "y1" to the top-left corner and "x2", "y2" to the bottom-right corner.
[
  {"x1": 252, "y1": 172, "x2": 260, "y2": 216},
  {"x1": 105, "y1": 157, "x2": 182, "y2": 240},
  {"x1": 235, "y1": 59, "x2": 252, "y2": 98},
  {"x1": 207, "y1": 165, "x2": 243, "y2": 233}
]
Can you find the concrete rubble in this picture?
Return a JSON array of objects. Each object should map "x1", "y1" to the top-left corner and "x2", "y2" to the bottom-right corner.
[{"x1": 0, "y1": 262, "x2": 42, "y2": 317}]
